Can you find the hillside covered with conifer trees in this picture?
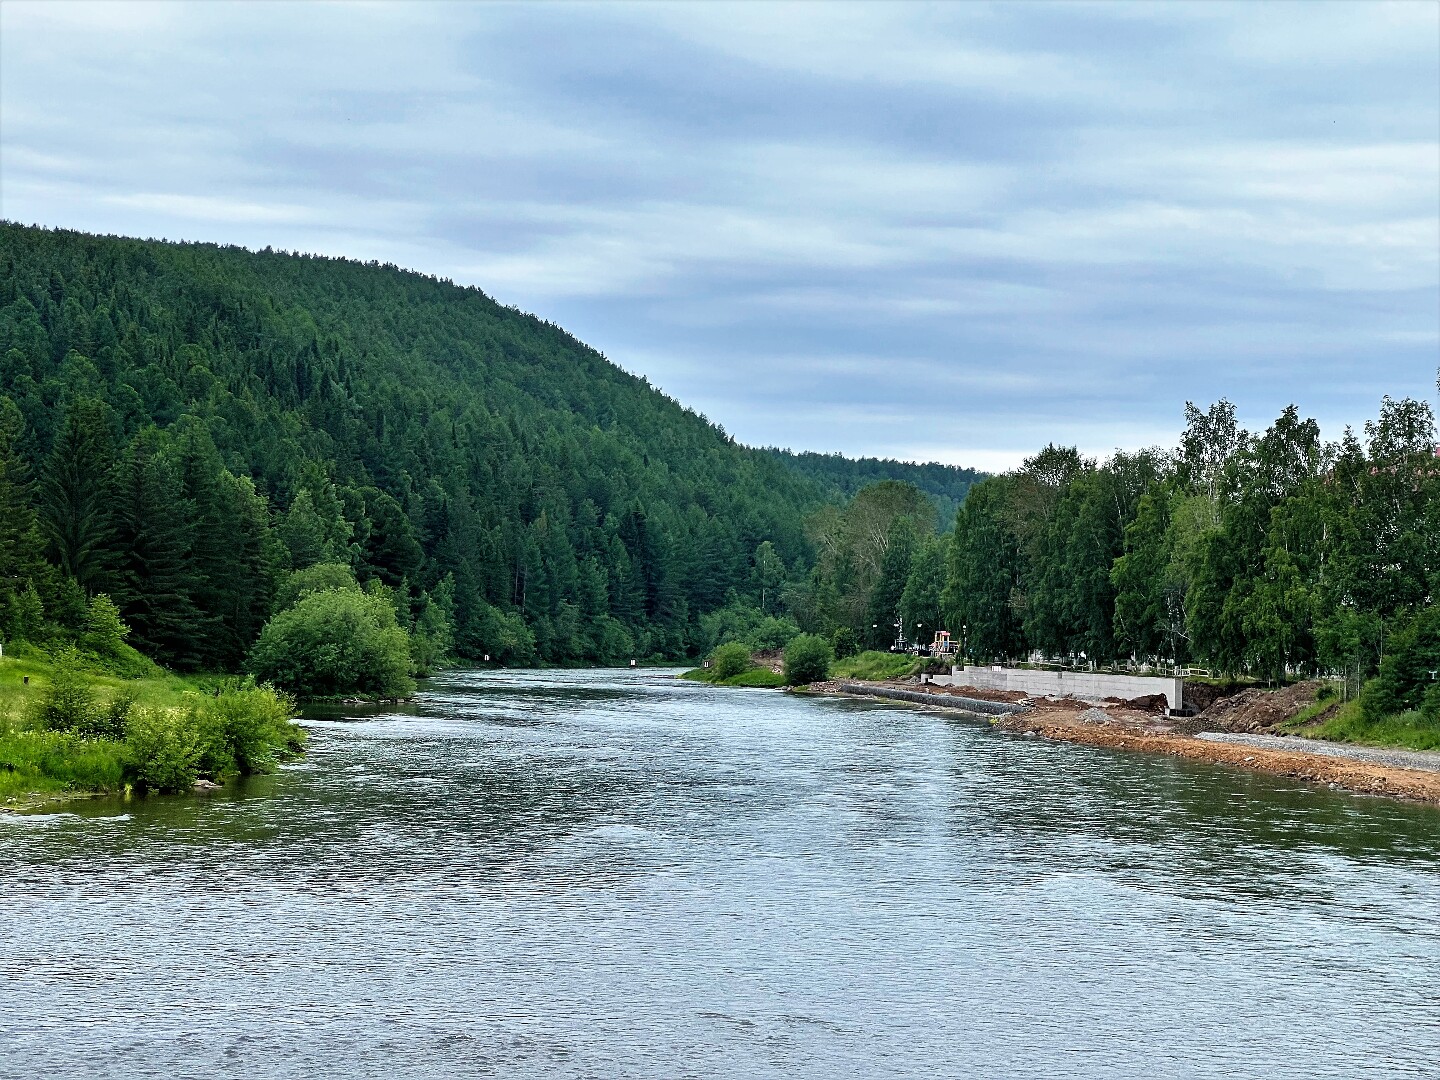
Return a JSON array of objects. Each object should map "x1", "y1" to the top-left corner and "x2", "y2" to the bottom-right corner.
[{"x1": 0, "y1": 224, "x2": 976, "y2": 673}]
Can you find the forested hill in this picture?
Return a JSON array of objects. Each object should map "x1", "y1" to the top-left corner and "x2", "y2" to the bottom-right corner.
[
  {"x1": 0, "y1": 223, "x2": 866, "y2": 669},
  {"x1": 764, "y1": 450, "x2": 984, "y2": 529}
]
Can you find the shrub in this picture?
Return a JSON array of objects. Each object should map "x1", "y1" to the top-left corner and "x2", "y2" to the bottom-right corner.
[
  {"x1": 783, "y1": 634, "x2": 833, "y2": 686},
  {"x1": 1423, "y1": 683, "x2": 1440, "y2": 722},
  {"x1": 249, "y1": 588, "x2": 415, "y2": 698},
  {"x1": 709, "y1": 642, "x2": 753, "y2": 681},
  {"x1": 91, "y1": 689, "x2": 136, "y2": 741},
  {"x1": 697, "y1": 602, "x2": 801, "y2": 654},
  {"x1": 201, "y1": 686, "x2": 301, "y2": 775},
  {"x1": 81, "y1": 594, "x2": 130, "y2": 659},
  {"x1": 832, "y1": 627, "x2": 858, "y2": 659},
  {"x1": 102, "y1": 643, "x2": 164, "y2": 680},
  {"x1": 831, "y1": 650, "x2": 916, "y2": 682},
  {"x1": 1312, "y1": 699, "x2": 1440, "y2": 751},
  {"x1": 28, "y1": 649, "x2": 98, "y2": 733},
  {"x1": 124, "y1": 706, "x2": 202, "y2": 793}
]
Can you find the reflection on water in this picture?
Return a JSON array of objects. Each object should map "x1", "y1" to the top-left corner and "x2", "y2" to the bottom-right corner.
[{"x1": 2, "y1": 668, "x2": 1438, "y2": 1078}]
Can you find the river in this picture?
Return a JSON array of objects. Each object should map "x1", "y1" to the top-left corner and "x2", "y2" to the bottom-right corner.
[{"x1": 3, "y1": 668, "x2": 1439, "y2": 1078}]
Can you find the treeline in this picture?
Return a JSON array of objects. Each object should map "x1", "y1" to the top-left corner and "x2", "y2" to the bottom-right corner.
[
  {"x1": 762, "y1": 449, "x2": 983, "y2": 530},
  {"x1": 3, "y1": 224, "x2": 1431, "y2": 708},
  {"x1": 776, "y1": 395, "x2": 1438, "y2": 696},
  {"x1": 0, "y1": 224, "x2": 846, "y2": 677}
]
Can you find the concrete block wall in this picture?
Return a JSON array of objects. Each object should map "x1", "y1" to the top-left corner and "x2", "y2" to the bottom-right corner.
[{"x1": 934, "y1": 666, "x2": 1186, "y2": 711}]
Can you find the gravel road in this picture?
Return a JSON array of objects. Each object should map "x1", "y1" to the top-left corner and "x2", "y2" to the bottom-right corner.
[{"x1": 1197, "y1": 732, "x2": 1440, "y2": 774}]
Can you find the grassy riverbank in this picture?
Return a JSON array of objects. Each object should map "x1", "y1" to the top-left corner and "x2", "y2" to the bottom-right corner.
[
  {"x1": 680, "y1": 648, "x2": 923, "y2": 689},
  {"x1": 1292, "y1": 699, "x2": 1440, "y2": 752},
  {"x1": 0, "y1": 649, "x2": 304, "y2": 808},
  {"x1": 679, "y1": 666, "x2": 786, "y2": 688}
]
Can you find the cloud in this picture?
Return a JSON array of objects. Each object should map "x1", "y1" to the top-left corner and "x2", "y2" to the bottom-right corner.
[{"x1": 1, "y1": 0, "x2": 1435, "y2": 471}]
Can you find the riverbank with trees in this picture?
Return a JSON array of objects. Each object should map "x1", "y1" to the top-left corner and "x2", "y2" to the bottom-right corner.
[
  {"x1": 0, "y1": 646, "x2": 304, "y2": 809},
  {"x1": 1, "y1": 224, "x2": 1434, "y2": 788},
  {"x1": 738, "y1": 390, "x2": 1438, "y2": 750}
]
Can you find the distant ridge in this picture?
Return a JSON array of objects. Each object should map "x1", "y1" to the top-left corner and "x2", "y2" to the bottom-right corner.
[{"x1": 763, "y1": 449, "x2": 984, "y2": 530}]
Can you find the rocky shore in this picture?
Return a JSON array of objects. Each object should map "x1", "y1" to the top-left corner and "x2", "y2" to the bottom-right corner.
[{"x1": 807, "y1": 680, "x2": 1440, "y2": 807}]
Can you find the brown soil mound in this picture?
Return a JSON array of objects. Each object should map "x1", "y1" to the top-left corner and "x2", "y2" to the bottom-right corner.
[
  {"x1": 1104, "y1": 693, "x2": 1171, "y2": 712},
  {"x1": 1183, "y1": 681, "x2": 1250, "y2": 713},
  {"x1": 1186, "y1": 680, "x2": 1321, "y2": 733},
  {"x1": 751, "y1": 649, "x2": 784, "y2": 674}
]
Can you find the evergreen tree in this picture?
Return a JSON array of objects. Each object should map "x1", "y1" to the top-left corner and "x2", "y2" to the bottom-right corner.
[
  {"x1": 38, "y1": 396, "x2": 116, "y2": 594},
  {"x1": 105, "y1": 429, "x2": 209, "y2": 667},
  {"x1": 0, "y1": 396, "x2": 48, "y2": 642}
]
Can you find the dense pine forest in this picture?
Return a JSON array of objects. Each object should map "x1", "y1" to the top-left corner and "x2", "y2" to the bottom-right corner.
[{"x1": 0, "y1": 223, "x2": 980, "y2": 686}]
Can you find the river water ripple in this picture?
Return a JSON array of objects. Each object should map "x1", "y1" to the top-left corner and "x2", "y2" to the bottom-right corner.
[{"x1": 2, "y1": 668, "x2": 1439, "y2": 1078}]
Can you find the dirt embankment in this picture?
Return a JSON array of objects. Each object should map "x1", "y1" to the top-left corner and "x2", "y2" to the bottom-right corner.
[
  {"x1": 1168, "y1": 680, "x2": 1328, "y2": 734},
  {"x1": 751, "y1": 649, "x2": 785, "y2": 674},
  {"x1": 808, "y1": 678, "x2": 1440, "y2": 807},
  {"x1": 994, "y1": 708, "x2": 1440, "y2": 806}
]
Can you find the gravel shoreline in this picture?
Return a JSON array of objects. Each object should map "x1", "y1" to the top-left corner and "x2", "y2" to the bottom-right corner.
[
  {"x1": 809, "y1": 680, "x2": 1440, "y2": 805},
  {"x1": 1197, "y1": 732, "x2": 1440, "y2": 775}
]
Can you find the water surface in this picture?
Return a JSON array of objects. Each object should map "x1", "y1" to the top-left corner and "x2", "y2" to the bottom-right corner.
[{"x1": 3, "y1": 668, "x2": 1438, "y2": 1078}]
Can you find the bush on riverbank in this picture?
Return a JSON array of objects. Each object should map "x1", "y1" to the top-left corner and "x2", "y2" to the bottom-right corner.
[
  {"x1": 680, "y1": 643, "x2": 787, "y2": 688},
  {"x1": 709, "y1": 642, "x2": 753, "y2": 681},
  {"x1": 696, "y1": 600, "x2": 803, "y2": 656},
  {"x1": 783, "y1": 634, "x2": 833, "y2": 686},
  {"x1": 1305, "y1": 698, "x2": 1440, "y2": 751},
  {"x1": 1291, "y1": 609, "x2": 1440, "y2": 750},
  {"x1": 1359, "y1": 607, "x2": 1440, "y2": 723},
  {"x1": 249, "y1": 583, "x2": 416, "y2": 699},
  {"x1": 0, "y1": 652, "x2": 305, "y2": 803}
]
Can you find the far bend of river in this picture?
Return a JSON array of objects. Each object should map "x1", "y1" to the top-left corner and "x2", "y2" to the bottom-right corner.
[{"x1": 3, "y1": 670, "x2": 1440, "y2": 1079}]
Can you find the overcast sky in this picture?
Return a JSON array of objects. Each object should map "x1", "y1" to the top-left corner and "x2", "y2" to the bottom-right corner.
[{"x1": 2, "y1": 1, "x2": 1436, "y2": 470}]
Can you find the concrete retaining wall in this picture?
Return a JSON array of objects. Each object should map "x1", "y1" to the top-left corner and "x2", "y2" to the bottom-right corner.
[{"x1": 932, "y1": 666, "x2": 1185, "y2": 711}]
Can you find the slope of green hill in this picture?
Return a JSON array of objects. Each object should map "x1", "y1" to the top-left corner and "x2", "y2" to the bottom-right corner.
[{"x1": 0, "y1": 223, "x2": 863, "y2": 669}]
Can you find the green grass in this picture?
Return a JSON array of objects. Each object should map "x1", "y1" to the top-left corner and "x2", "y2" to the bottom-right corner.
[
  {"x1": 0, "y1": 652, "x2": 304, "y2": 807},
  {"x1": 829, "y1": 650, "x2": 917, "y2": 682},
  {"x1": 0, "y1": 654, "x2": 160, "y2": 805},
  {"x1": 1305, "y1": 698, "x2": 1440, "y2": 751},
  {"x1": 1274, "y1": 688, "x2": 1342, "y2": 733},
  {"x1": 0, "y1": 727, "x2": 127, "y2": 802},
  {"x1": 678, "y1": 666, "x2": 786, "y2": 688},
  {"x1": 0, "y1": 649, "x2": 205, "y2": 711},
  {"x1": 719, "y1": 668, "x2": 786, "y2": 688}
]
